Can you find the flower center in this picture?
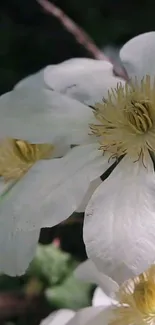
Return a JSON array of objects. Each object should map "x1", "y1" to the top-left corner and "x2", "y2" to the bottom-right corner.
[
  {"x1": 126, "y1": 101, "x2": 153, "y2": 134},
  {"x1": 90, "y1": 76, "x2": 155, "y2": 160},
  {"x1": 133, "y1": 281, "x2": 155, "y2": 314},
  {"x1": 110, "y1": 266, "x2": 155, "y2": 325},
  {"x1": 0, "y1": 139, "x2": 53, "y2": 181}
]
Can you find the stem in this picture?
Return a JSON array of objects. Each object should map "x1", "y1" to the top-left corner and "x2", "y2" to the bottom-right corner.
[{"x1": 37, "y1": 0, "x2": 106, "y2": 60}]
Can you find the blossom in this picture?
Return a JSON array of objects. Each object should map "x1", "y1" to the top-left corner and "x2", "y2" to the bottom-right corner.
[
  {"x1": 39, "y1": 261, "x2": 155, "y2": 325},
  {"x1": 0, "y1": 58, "x2": 122, "y2": 276},
  {"x1": 39, "y1": 259, "x2": 116, "y2": 325},
  {"x1": 0, "y1": 33, "x2": 155, "y2": 279},
  {"x1": 39, "y1": 260, "x2": 155, "y2": 325}
]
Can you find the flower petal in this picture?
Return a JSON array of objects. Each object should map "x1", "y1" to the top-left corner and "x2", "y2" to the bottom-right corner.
[
  {"x1": 40, "y1": 310, "x2": 75, "y2": 325},
  {"x1": 15, "y1": 69, "x2": 45, "y2": 89},
  {"x1": 66, "y1": 307, "x2": 112, "y2": 325},
  {"x1": 92, "y1": 287, "x2": 113, "y2": 307},
  {"x1": 84, "y1": 155, "x2": 155, "y2": 284},
  {"x1": 0, "y1": 227, "x2": 39, "y2": 276},
  {"x1": 120, "y1": 32, "x2": 155, "y2": 81},
  {"x1": 0, "y1": 178, "x2": 14, "y2": 196},
  {"x1": 75, "y1": 259, "x2": 119, "y2": 297},
  {"x1": 0, "y1": 144, "x2": 111, "y2": 230},
  {"x1": 0, "y1": 87, "x2": 94, "y2": 144},
  {"x1": 44, "y1": 58, "x2": 125, "y2": 105},
  {"x1": 76, "y1": 177, "x2": 102, "y2": 212}
]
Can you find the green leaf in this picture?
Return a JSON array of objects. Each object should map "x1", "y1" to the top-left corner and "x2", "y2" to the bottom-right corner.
[
  {"x1": 45, "y1": 274, "x2": 92, "y2": 310},
  {"x1": 28, "y1": 244, "x2": 76, "y2": 286}
]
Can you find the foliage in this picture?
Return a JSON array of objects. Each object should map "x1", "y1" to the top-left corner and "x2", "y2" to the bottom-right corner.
[{"x1": 0, "y1": 243, "x2": 92, "y2": 324}]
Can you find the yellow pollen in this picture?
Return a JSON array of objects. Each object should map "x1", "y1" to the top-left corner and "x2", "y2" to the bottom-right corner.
[
  {"x1": 110, "y1": 265, "x2": 155, "y2": 325},
  {"x1": 133, "y1": 281, "x2": 155, "y2": 314},
  {"x1": 0, "y1": 139, "x2": 53, "y2": 181},
  {"x1": 90, "y1": 75, "x2": 155, "y2": 160},
  {"x1": 126, "y1": 101, "x2": 153, "y2": 134}
]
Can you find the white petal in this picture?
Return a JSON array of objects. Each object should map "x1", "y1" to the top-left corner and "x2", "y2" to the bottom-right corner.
[
  {"x1": 51, "y1": 140, "x2": 70, "y2": 158},
  {"x1": 0, "y1": 87, "x2": 94, "y2": 144},
  {"x1": 120, "y1": 32, "x2": 155, "y2": 81},
  {"x1": 67, "y1": 306, "x2": 112, "y2": 325},
  {"x1": 76, "y1": 177, "x2": 102, "y2": 212},
  {"x1": 40, "y1": 310, "x2": 75, "y2": 325},
  {"x1": 15, "y1": 70, "x2": 45, "y2": 90},
  {"x1": 87, "y1": 307, "x2": 114, "y2": 325},
  {"x1": 92, "y1": 287, "x2": 113, "y2": 307},
  {"x1": 84, "y1": 155, "x2": 155, "y2": 284},
  {"x1": 0, "y1": 227, "x2": 39, "y2": 276},
  {"x1": 44, "y1": 59, "x2": 125, "y2": 105},
  {"x1": 0, "y1": 179, "x2": 15, "y2": 196},
  {"x1": 44, "y1": 59, "x2": 112, "y2": 89},
  {"x1": 0, "y1": 144, "x2": 111, "y2": 230},
  {"x1": 75, "y1": 259, "x2": 119, "y2": 297}
]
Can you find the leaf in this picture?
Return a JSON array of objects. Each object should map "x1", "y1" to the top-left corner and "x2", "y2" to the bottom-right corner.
[
  {"x1": 28, "y1": 244, "x2": 76, "y2": 286},
  {"x1": 45, "y1": 274, "x2": 92, "y2": 310}
]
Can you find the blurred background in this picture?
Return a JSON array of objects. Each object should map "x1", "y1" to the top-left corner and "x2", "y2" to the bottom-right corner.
[{"x1": 0, "y1": 0, "x2": 154, "y2": 323}]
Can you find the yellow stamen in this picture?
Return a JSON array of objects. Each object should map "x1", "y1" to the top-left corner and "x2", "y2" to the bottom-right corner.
[
  {"x1": 110, "y1": 265, "x2": 155, "y2": 325},
  {"x1": 133, "y1": 281, "x2": 155, "y2": 314},
  {"x1": 0, "y1": 139, "x2": 53, "y2": 181},
  {"x1": 90, "y1": 75, "x2": 155, "y2": 161}
]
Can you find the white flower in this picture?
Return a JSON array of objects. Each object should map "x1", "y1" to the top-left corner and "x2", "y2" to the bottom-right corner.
[
  {"x1": 39, "y1": 261, "x2": 155, "y2": 325},
  {"x1": 75, "y1": 259, "x2": 118, "y2": 304},
  {"x1": 0, "y1": 33, "x2": 155, "y2": 279},
  {"x1": 39, "y1": 307, "x2": 106, "y2": 325},
  {"x1": 0, "y1": 58, "x2": 121, "y2": 276},
  {"x1": 39, "y1": 309, "x2": 76, "y2": 325},
  {"x1": 39, "y1": 259, "x2": 116, "y2": 325}
]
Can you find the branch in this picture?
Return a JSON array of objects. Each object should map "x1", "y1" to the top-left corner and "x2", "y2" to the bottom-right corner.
[{"x1": 37, "y1": 0, "x2": 106, "y2": 60}]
